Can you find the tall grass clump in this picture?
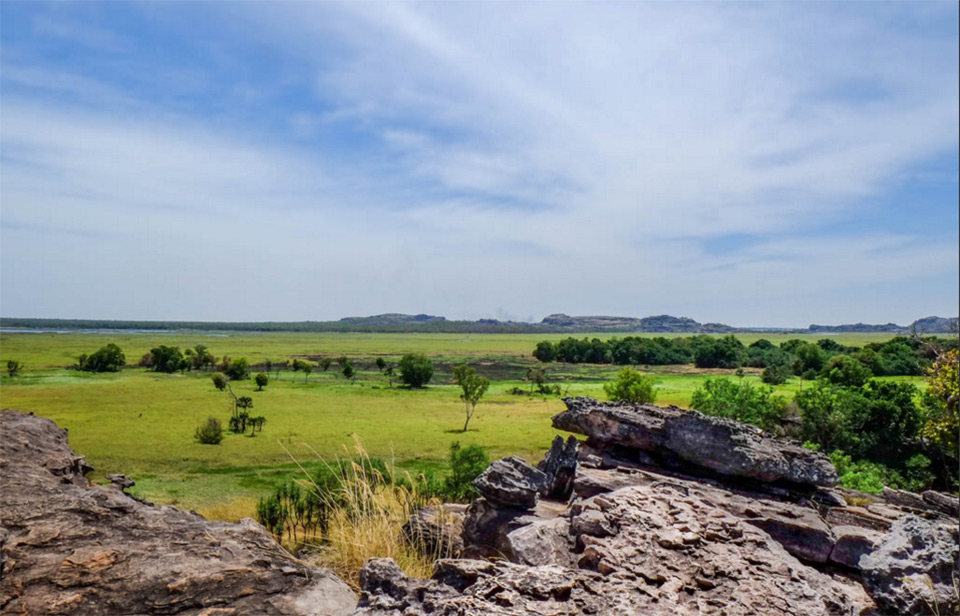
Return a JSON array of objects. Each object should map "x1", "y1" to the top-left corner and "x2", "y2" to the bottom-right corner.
[{"x1": 259, "y1": 437, "x2": 456, "y2": 589}]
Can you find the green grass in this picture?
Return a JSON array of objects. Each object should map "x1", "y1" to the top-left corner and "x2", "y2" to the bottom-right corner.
[{"x1": 0, "y1": 330, "x2": 918, "y2": 516}]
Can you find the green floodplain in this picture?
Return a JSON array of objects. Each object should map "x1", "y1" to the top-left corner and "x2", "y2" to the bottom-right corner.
[{"x1": 0, "y1": 330, "x2": 924, "y2": 518}]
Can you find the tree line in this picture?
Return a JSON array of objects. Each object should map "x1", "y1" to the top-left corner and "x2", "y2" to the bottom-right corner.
[{"x1": 533, "y1": 334, "x2": 957, "y2": 383}]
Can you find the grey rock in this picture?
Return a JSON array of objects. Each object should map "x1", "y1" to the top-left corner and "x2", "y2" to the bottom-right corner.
[
  {"x1": 881, "y1": 486, "x2": 927, "y2": 510},
  {"x1": 825, "y1": 506, "x2": 895, "y2": 532},
  {"x1": 536, "y1": 435, "x2": 579, "y2": 500},
  {"x1": 570, "y1": 466, "x2": 837, "y2": 564},
  {"x1": 472, "y1": 456, "x2": 548, "y2": 508},
  {"x1": 106, "y1": 473, "x2": 136, "y2": 491},
  {"x1": 402, "y1": 504, "x2": 467, "y2": 558},
  {"x1": 358, "y1": 484, "x2": 874, "y2": 615},
  {"x1": 553, "y1": 397, "x2": 837, "y2": 486},
  {"x1": 504, "y1": 517, "x2": 575, "y2": 567},
  {"x1": 0, "y1": 409, "x2": 357, "y2": 616},
  {"x1": 923, "y1": 490, "x2": 960, "y2": 517},
  {"x1": 860, "y1": 516, "x2": 959, "y2": 616},
  {"x1": 461, "y1": 498, "x2": 566, "y2": 560},
  {"x1": 830, "y1": 525, "x2": 881, "y2": 569}
]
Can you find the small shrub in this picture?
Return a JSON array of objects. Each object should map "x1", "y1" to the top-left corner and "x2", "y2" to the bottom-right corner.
[
  {"x1": 194, "y1": 417, "x2": 223, "y2": 445},
  {"x1": 398, "y1": 353, "x2": 433, "y2": 388},
  {"x1": 443, "y1": 442, "x2": 490, "y2": 502},
  {"x1": 604, "y1": 368, "x2": 657, "y2": 405},
  {"x1": 6, "y1": 360, "x2": 23, "y2": 377},
  {"x1": 690, "y1": 377, "x2": 785, "y2": 432},
  {"x1": 225, "y1": 358, "x2": 250, "y2": 381}
]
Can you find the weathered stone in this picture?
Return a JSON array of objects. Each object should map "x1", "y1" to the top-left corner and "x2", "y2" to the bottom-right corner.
[
  {"x1": 461, "y1": 498, "x2": 541, "y2": 559},
  {"x1": 825, "y1": 506, "x2": 894, "y2": 532},
  {"x1": 0, "y1": 409, "x2": 357, "y2": 616},
  {"x1": 504, "y1": 517, "x2": 575, "y2": 567},
  {"x1": 553, "y1": 397, "x2": 837, "y2": 486},
  {"x1": 860, "y1": 516, "x2": 959, "y2": 616},
  {"x1": 922, "y1": 490, "x2": 960, "y2": 517},
  {"x1": 569, "y1": 465, "x2": 836, "y2": 563},
  {"x1": 881, "y1": 486, "x2": 927, "y2": 510},
  {"x1": 359, "y1": 484, "x2": 873, "y2": 615},
  {"x1": 830, "y1": 525, "x2": 881, "y2": 570},
  {"x1": 402, "y1": 504, "x2": 467, "y2": 558},
  {"x1": 536, "y1": 435, "x2": 578, "y2": 500},
  {"x1": 472, "y1": 456, "x2": 548, "y2": 508}
]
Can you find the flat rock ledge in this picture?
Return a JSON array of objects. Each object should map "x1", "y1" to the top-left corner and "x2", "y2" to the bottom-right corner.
[
  {"x1": 0, "y1": 409, "x2": 356, "y2": 616},
  {"x1": 553, "y1": 396, "x2": 837, "y2": 486}
]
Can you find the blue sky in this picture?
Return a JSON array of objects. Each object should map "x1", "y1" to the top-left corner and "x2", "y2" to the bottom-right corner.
[{"x1": 1, "y1": 2, "x2": 957, "y2": 327}]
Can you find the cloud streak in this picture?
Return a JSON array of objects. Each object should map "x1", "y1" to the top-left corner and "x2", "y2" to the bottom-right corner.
[{"x1": 1, "y1": 2, "x2": 957, "y2": 326}]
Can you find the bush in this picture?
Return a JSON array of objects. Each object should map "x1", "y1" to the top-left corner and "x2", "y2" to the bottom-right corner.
[
  {"x1": 6, "y1": 360, "x2": 23, "y2": 377},
  {"x1": 820, "y1": 355, "x2": 872, "y2": 388},
  {"x1": 224, "y1": 357, "x2": 250, "y2": 381},
  {"x1": 761, "y1": 363, "x2": 791, "y2": 385},
  {"x1": 604, "y1": 368, "x2": 657, "y2": 405},
  {"x1": 146, "y1": 345, "x2": 186, "y2": 373},
  {"x1": 211, "y1": 372, "x2": 228, "y2": 391},
  {"x1": 255, "y1": 373, "x2": 269, "y2": 391},
  {"x1": 690, "y1": 377, "x2": 785, "y2": 431},
  {"x1": 194, "y1": 417, "x2": 223, "y2": 444},
  {"x1": 443, "y1": 442, "x2": 490, "y2": 502},
  {"x1": 398, "y1": 353, "x2": 433, "y2": 388},
  {"x1": 78, "y1": 343, "x2": 125, "y2": 372}
]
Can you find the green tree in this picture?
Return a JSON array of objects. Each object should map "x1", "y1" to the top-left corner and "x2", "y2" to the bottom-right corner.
[
  {"x1": 146, "y1": 345, "x2": 186, "y2": 373},
  {"x1": 922, "y1": 349, "x2": 958, "y2": 474},
  {"x1": 399, "y1": 353, "x2": 434, "y2": 388},
  {"x1": 604, "y1": 368, "x2": 658, "y2": 405},
  {"x1": 225, "y1": 358, "x2": 250, "y2": 381},
  {"x1": 302, "y1": 363, "x2": 313, "y2": 383},
  {"x1": 453, "y1": 364, "x2": 490, "y2": 432},
  {"x1": 211, "y1": 372, "x2": 228, "y2": 391},
  {"x1": 533, "y1": 341, "x2": 556, "y2": 362},
  {"x1": 185, "y1": 344, "x2": 215, "y2": 370},
  {"x1": 194, "y1": 417, "x2": 223, "y2": 445},
  {"x1": 443, "y1": 442, "x2": 490, "y2": 501},
  {"x1": 319, "y1": 357, "x2": 332, "y2": 372},
  {"x1": 375, "y1": 357, "x2": 386, "y2": 372},
  {"x1": 342, "y1": 361, "x2": 355, "y2": 381},
  {"x1": 6, "y1": 360, "x2": 23, "y2": 377},
  {"x1": 690, "y1": 377, "x2": 784, "y2": 432},
  {"x1": 255, "y1": 373, "x2": 269, "y2": 391},
  {"x1": 79, "y1": 343, "x2": 125, "y2": 372},
  {"x1": 821, "y1": 355, "x2": 872, "y2": 388}
]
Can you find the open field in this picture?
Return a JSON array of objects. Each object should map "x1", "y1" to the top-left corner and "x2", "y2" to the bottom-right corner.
[{"x1": 0, "y1": 330, "x2": 923, "y2": 517}]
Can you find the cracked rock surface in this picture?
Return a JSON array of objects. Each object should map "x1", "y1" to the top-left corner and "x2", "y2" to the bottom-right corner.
[{"x1": 0, "y1": 409, "x2": 356, "y2": 616}]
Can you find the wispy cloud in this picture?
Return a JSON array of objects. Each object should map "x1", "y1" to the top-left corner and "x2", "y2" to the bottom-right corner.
[{"x1": 1, "y1": 2, "x2": 957, "y2": 325}]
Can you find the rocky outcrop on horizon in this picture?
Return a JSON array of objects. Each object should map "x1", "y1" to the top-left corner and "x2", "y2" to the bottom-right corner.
[{"x1": 0, "y1": 409, "x2": 356, "y2": 616}]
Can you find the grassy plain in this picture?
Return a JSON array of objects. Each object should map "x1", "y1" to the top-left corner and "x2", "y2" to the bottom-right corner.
[{"x1": 0, "y1": 330, "x2": 916, "y2": 517}]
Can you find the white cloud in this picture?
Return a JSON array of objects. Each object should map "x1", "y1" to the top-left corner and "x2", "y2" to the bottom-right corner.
[{"x1": 1, "y1": 2, "x2": 957, "y2": 324}]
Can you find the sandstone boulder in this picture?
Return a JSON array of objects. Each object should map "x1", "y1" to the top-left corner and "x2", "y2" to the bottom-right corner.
[
  {"x1": 472, "y1": 457, "x2": 548, "y2": 508},
  {"x1": 553, "y1": 397, "x2": 836, "y2": 486},
  {"x1": 859, "y1": 516, "x2": 959, "y2": 616},
  {"x1": 535, "y1": 435, "x2": 578, "y2": 500},
  {"x1": 0, "y1": 409, "x2": 356, "y2": 616},
  {"x1": 357, "y1": 483, "x2": 874, "y2": 615}
]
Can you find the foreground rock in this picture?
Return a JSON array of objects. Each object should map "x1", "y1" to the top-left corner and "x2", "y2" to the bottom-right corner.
[
  {"x1": 0, "y1": 409, "x2": 356, "y2": 615},
  {"x1": 553, "y1": 397, "x2": 837, "y2": 486},
  {"x1": 860, "y1": 516, "x2": 959, "y2": 615},
  {"x1": 357, "y1": 483, "x2": 874, "y2": 615}
]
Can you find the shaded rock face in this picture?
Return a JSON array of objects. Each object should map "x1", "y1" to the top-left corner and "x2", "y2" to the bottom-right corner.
[
  {"x1": 0, "y1": 409, "x2": 356, "y2": 616},
  {"x1": 860, "y1": 516, "x2": 960, "y2": 616},
  {"x1": 535, "y1": 435, "x2": 578, "y2": 501},
  {"x1": 401, "y1": 504, "x2": 466, "y2": 558},
  {"x1": 553, "y1": 397, "x2": 837, "y2": 486},
  {"x1": 472, "y1": 456, "x2": 548, "y2": 509},
  {"x1": 357, "y1": 484, "x2": 874, "y2": 615}
]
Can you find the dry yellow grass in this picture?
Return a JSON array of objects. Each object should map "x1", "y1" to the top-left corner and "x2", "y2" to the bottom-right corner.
[{"x1": 275, "y1": 438, "x2": 451, "y2": 590}]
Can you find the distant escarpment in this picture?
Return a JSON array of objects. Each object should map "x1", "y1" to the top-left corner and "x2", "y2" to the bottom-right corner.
[
  {"x1": 0, "y1": 409, "x2": 356, "y2": 616},
  {"x1": 539, "y1": 313, "x2": 735, "y2": 333}
]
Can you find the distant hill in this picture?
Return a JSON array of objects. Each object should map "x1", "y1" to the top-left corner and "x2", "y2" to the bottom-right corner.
[
  {"x1": 540, "y1": 313, "x2": 734, "y2": 333},
  {"x1": 338, "y1": 313, "x2": 446, "y2": 325},
  {"x1": 807, "y1": 316, "x2": 957, "y2": 334},
  {"x1": 1, "y1": 314, "x2": 954, "y2": 335}
]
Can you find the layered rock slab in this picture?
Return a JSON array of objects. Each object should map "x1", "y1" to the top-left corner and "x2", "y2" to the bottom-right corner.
[
  {"x1": 0, "y1": 409, "x2": 356, "y2": 616},
  {"x1": 358, "y1": 483, "x2": 874, "y2": 616},
  {"x1": 553, "y1": 397, "x2": 836, "y2": 486}
]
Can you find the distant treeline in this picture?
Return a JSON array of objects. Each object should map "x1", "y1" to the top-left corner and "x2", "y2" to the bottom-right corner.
[
  {"x1": 0, "y1": 317, "x2": 547, "y2": 334},
  {"x1": 533, "y1": 335, "x2": 958, "y2": 381}
]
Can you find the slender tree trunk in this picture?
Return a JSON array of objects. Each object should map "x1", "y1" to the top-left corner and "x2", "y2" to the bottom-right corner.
[{"x1": 463, "y1": 402, "x2": 472, "y2": 432}]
